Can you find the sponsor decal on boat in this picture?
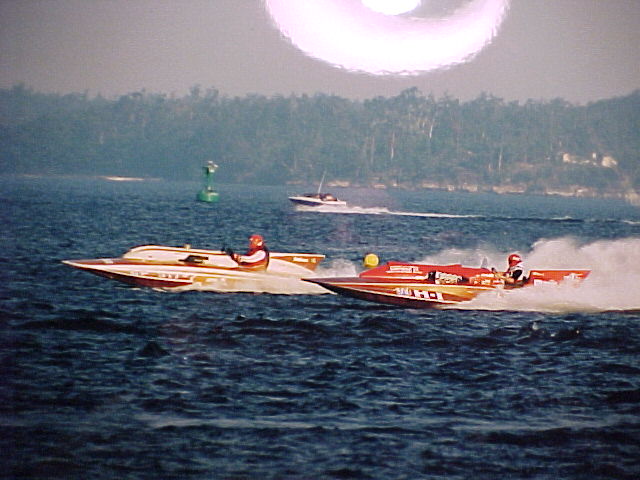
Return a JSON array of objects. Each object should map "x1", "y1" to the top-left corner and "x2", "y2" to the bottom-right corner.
[{"x1": 387, "y1": 265, "x2": 421, "y2": 274}]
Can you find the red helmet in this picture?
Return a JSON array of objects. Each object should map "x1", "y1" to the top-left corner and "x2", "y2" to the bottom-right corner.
[
  {"x1": 508, "y1": 253, "x2": 522, "y2": 265},
  {"x1": 249, "y1": 234, "x2": 264, "y2": 247}
]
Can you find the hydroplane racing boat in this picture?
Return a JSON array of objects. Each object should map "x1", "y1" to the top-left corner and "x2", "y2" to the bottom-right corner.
[
  {"x1": 305, "y1": 261, "x2": 590, "y2": 308},
  {"x1": 63, "y1": 244, "x2": 327, "y2": 293}
]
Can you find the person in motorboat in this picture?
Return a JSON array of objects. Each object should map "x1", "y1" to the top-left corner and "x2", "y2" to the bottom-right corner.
[
  {"x1": 227, "y1": 234, "x2": 270, "y2": 270},
  {"x1": 499, "y1": 253, "x2": 526, "y2": 285}
]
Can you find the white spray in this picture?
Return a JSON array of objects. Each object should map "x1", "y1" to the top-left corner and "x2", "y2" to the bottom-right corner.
[{"x1": 421, "y1": 237, "x2": 640, "y2": 312}]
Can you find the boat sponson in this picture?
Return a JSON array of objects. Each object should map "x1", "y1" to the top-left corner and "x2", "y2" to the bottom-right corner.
[
  {"x1": 305, "y1": 276, "x2": 491, "y2": 308},
  {"x1": 62, "y1": 259, "x2": 194, "y2": 288},
  {"x1": 306, "y1": 279, "x2": 443, "y2": 308}
]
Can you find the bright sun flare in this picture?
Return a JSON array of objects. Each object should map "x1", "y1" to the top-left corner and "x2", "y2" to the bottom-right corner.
[
  {"x1": 264, "y1": 0, "x2": 510, "y2": 75},
  {"x1": 362, "y1": 0, "x2": 421, "y2": 15}
]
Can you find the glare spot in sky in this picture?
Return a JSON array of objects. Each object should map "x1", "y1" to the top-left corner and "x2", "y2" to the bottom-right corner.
[
  {"x1": 264, "y1": 0, "x2": 510, "y2": 75},
  {"x1": 361, "y1": 0, "x2": 421, "y2": 15}
]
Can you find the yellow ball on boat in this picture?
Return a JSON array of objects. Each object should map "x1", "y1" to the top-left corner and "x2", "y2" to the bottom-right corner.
[{"x1": 363, "y1": 253, "x2": 379, "y2": 268}]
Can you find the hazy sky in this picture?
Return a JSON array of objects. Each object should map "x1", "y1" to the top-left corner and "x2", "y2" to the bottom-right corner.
[{"x1": 1, "y1": 0, "x2": 638, "y2": 104}]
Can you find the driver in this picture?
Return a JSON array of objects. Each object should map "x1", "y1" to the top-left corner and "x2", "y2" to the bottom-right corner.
[
  {"x1": 230, "y1": 234, "x2": 269, "y2": 271},
  {"x1": 503, "y1": 253, "x2": 525, "y2": 284}
]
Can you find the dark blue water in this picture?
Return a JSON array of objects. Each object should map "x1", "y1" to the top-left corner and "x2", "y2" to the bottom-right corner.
[{"x1": 2, "y1": 177, "x2": 640, "y2": 479}]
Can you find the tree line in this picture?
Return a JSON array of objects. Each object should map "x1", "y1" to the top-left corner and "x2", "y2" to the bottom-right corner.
[{"x1": 1, "y1": 84, "x2": 638, "y2": 195}]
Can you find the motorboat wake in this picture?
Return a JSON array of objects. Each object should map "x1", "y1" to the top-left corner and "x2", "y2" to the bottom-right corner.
[{"x1": 293, "y1": 204, "x2": 480, "y2": 218}]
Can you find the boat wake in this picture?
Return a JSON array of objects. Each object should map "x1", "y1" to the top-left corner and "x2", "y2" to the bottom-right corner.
[
  {"x1": 294, "y1": 204, "x2": 480, "y2": 218},
  {"x1": 424, "y1": 237, "x2": 640, "y2": 313},
  {"x1": 294, "y1": 205, "x2": 638, "y2": 225}
]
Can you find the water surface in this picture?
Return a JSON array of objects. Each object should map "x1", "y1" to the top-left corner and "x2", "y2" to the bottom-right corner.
[{"x1": 2, "y1": 177, "x2": 639, "y2": 479}]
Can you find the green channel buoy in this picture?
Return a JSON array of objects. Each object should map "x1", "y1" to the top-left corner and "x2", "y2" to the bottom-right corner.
[{"x1": 197, "y1": 161, "x2": 219, "y2": 203}]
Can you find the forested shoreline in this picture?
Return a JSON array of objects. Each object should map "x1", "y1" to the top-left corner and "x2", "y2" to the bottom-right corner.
[{"x1": 1, "y1": 85, "x2": 638, "y2": 198}]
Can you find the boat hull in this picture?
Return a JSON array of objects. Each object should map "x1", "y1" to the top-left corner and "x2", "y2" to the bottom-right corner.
[
  {"x1": 63, "y1": 259, "x2": 196, "y2": 289},
  {"x1": 63, "y1": 245, "x2": 327, "y2": 293},
  {"x1": 288, "y1": 195, "x2": 347, "y2": 207},
  {"x1": 307, "y1": 277, "x2": 495, "y2": 308}
]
